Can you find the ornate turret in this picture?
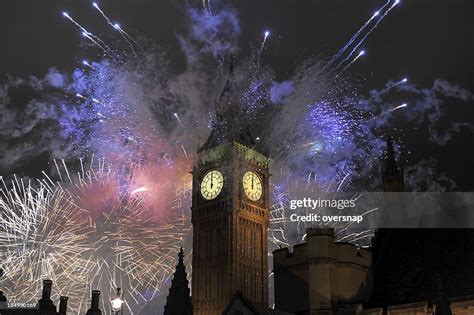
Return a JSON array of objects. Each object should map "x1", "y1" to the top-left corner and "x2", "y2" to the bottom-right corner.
[
  {"x1": 163, "y1": 247, "x2": 193, "y2": 315},
  {"x1": 38, "y1": 279, "x2": 57, "y2": 313},
  {"x1": 85, "y1": 290, "x2": 102, "y2": 315},
  {"x1": 382, "y1": 136, "x2": 404, "y2": 192},
  {"x1": 58, "y1": 296, "x2": 68, "y2": 315}
]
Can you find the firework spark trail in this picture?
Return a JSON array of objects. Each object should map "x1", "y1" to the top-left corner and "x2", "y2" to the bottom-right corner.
[
  {"x1": 336, "y1": 229, "x2": 373, "y2": 243},
  {"x1": 114, "y1": 24, "x2": 145, "y2": 52},
  {"x1": 336, "y1": 0, "x2": 400, "y2": 69},
  {"x1": 76, "y1": 93, "x2": 101, "y2": 107},
  {"x1": 201, "y1": 0, "x2": 212, "y2": 15},
  {"x1": 268, "y1": 189, "x2": 291, "y2": 247},
  {"x1": 388, "y1": 77, "x2": 408, "y2": 90},
  {"x1": 173, "y1": 113, "x2": 182, "y2": 123},
  {"x1": 180, "y1": 144, "x2": 188, "y2": 158},
  {"x1": 82, "y1": 60, "x2": 95, "y2": 70},
  {"x1": 368, "y1": 77, "x2": 407, "y2": 101},
  {"x1": 130, "y1": 186, "x2": 147, "y2": 195},
  {"x1": 368, "y1": 103, "x2": 408, "y2": 121},
  {"x1": 92, "y1": 3, "x2": 117, "y2": 29},
  {"x1": 258, "y1": 31, "x2": 270, "y2": 59},
  {"x1": 256, "y1": 31, "x2": 270, "y2": 70},
  {"x1": 389, "y1": 103, "x2": 408, "y2": 112},
  {"x1": 81, "y1": 31, "x2": 116, "y2": 60},
  {"x1": 326, "y1": 0, "x2": 390, "y2": 68},
  {"x1": 336, "y1": 172, "x2": 351, "y2": 192},
  {"x1": 335, "y1": 50, "x2": 365, "y2": 78},
  {"x1": 62, "y1": 12, "x2": 111, "y2": 54},
  {"x1": 92, "y1": 2, "x2": 143, "y2": 54}
]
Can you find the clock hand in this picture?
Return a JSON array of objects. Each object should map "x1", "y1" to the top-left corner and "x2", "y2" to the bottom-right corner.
[{"x1": 251, "y1": 177, "x2": 254, "y2": 190}]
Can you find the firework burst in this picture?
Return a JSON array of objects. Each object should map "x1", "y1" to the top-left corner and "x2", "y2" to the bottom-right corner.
[
  {"x1": 0, "y1": 159, "x2": 192, "y2": 315},
  {"x1": 0, "y1": 176, "x2": 93, "y2": 307}
]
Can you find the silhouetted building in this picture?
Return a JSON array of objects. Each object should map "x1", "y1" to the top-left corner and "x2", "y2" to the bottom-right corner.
[
  {"x1": 191, "y1": 58, "x2": 270, "y2": 314},
  {"x1": 269, "y1": 136, "x2": 474, "y2": 314},
  {"x1": 164, "y1": 247, "x2": 193, "y2": 315},
  {"x1": 367, "y1": 137, "x2": 474, "y2": 314},
  {"x1": 367, "y1": 227, "x2": 474, "y2": 314},
  {"x1": 273, "y1": 228, "x2": 372, "y2": 314}
]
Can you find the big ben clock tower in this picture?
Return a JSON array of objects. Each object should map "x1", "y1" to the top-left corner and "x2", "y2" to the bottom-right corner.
[{"x1": 191, "y1": 60, "x2": 270, "y2": 315}]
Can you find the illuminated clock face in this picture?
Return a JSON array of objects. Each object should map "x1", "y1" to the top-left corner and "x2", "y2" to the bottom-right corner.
[
  {"x1": 243, "y1": 171, "x2": 263, "y2": 201},
  {"x1": 200, "y1": 170, "x2": 224, "y2": 200}
]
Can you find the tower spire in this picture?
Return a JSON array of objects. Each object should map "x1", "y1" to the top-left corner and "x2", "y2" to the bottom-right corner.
[
  {"x1": 214, "y1": 55, "x2": 238, "y2": 120},
  {"x1": 199, "y1": 56, "x2": 256, "y2": 152},
  {"x1": 164, "y1": 247, "x2": 193, "y2": 315},
  {"x1": 218, "y1": 55, "x2": 235, "y2": 101},
  {"x1": 382, "y1": 135, "x2": 404, "y2": 192},
  {"x1": 384, "y1": 136, "x2": 396, "y2": 175}
]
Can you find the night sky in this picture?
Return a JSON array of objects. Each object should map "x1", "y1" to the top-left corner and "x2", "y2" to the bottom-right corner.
[
  {"x1": 1, "y1": 2, "x2": 474, "y2": 313},
  {"x1": 1, "y1": 0, "x2": 474, "y2": 190}
]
